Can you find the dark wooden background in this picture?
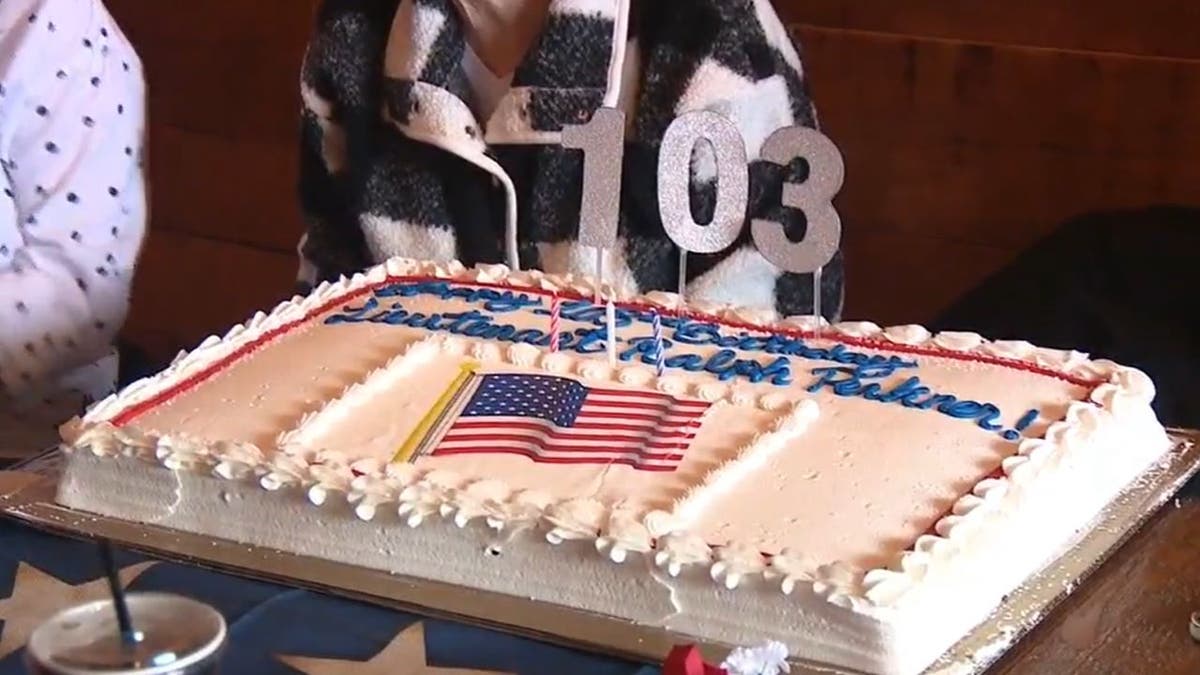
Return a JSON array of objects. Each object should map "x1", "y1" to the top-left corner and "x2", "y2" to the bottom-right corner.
[{"x1": 104, "y1": 0, "x2": 1200, "y2": 363}]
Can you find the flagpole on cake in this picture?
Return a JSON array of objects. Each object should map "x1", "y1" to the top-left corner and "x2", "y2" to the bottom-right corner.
[{"x1": 393, "y1": 362, "x2": 479, "y2": 464}]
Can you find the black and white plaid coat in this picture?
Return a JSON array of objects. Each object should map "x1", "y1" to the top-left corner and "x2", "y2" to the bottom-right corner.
[{"x1": 298, "y1": 0, "x2": 844, "y2": 319}]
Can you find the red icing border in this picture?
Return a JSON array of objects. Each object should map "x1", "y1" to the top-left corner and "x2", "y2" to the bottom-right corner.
[{"x1": 109, "y1": 274, "x2": 1102, "y2": 428}]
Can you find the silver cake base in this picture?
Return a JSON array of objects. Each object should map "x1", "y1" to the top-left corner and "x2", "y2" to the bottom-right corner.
[{"x1": 2, "y1": 429, "x2": 1197, "y2": 675}]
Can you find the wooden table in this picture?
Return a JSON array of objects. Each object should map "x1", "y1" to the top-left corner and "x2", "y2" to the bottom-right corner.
[{"x1": 993, "y1": 483, "x2": 1200, "y2": 674}]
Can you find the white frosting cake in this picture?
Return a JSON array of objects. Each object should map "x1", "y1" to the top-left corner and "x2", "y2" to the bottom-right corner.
[{"x1": 57, "y1": 258, "x2": 1173, "y2": 675}]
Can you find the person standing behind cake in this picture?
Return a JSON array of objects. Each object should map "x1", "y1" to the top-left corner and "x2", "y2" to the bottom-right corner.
[
  {"x1": 0, "y1": 0, "x2": 147, "y2": 461},
  {"x1": 297, "y1": 0, "x2": 842, "y2": 319}
]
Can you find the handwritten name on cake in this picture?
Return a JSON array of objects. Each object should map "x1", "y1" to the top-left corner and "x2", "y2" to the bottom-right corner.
[{"x1": 326, "y1": 281, "x2": 1039, "y2": 439}]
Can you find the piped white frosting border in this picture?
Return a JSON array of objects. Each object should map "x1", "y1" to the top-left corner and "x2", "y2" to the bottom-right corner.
[{"x1": 60, "y1": 257, "x2": 1169, "y2": 618}]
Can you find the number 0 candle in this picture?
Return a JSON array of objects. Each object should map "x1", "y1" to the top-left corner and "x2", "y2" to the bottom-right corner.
[{"x1": 657, "y1": 111, "x2": 747, "y2": 300}]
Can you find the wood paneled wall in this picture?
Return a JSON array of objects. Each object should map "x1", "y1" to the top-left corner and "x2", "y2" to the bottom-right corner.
[
  {"x1": 104, "y1": 1, "x2": 309, "y2": 361},
  {"x1": 105, "y1": 0, "x2": 1200, "y2": 362},
  {"x1": 782, "y1": 1, "x2": 1200, "y2": 328}
]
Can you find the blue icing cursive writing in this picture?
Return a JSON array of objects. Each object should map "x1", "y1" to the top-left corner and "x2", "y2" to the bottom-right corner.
[
  {"x1": 806, "y1": 366, "x2": 1038, "y2": 439},
  {"x1": 324, "y1": 281, "x2": 1044, "y2": 439},
  {"x1": 618, "y1": 337, "x2": 793, "y2": 385},
  {"x1": 374, "y1": 280, "x2": 543, "y2": 313},
  {"x1": 326, "y1": 297, "x2": 790, "y2": 384},
  {"x1": 672, "y1": 320, "x2": 916, "y2": 378}
]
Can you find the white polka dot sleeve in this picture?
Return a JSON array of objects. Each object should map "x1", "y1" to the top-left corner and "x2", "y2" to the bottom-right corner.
[{"x1": 0, "y1": 0, "x2": 146, "y2": 398}]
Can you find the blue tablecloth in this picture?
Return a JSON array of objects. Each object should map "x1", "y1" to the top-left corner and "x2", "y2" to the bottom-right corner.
[{"x1": 0, "y1": 518, "x2": 661, "y2": 674}]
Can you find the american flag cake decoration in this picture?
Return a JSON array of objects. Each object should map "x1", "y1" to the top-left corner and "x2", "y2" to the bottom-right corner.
[{"x1": 394, "y1": 366, "x2": 713, "y2": 472}]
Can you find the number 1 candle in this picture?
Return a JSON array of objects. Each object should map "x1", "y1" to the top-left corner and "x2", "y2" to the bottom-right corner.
[{"x1": 563, "y1": 108, "x2": 626, "y2": 304}]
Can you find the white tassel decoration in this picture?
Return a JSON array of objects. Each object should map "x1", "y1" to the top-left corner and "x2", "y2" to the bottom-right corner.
[{"x1": 720, "y1": 640, "x2": 790, "y2": 675}]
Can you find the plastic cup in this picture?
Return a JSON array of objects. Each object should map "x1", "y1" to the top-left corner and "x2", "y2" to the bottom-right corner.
[{"x1": 25, "y1": 593, "x2": 225, "y2": 675}]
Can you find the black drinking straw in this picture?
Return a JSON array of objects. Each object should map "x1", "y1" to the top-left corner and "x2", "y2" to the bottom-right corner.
[{"x1": 98, "y1": 539, "x2": 139, "y2": 647}]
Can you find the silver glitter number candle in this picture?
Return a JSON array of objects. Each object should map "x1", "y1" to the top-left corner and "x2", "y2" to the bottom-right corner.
[
  {"x1": 657, "y1": 111, "x2": 748, "y2": 300},
  {"x1": 562, "y1": 107, "x2": 626, "y2": 302},
  {"x1": 750, "y1": 126, "x2": 845, "y2": 275},
  {"x1": 751, "y1": 126, "x2": 844, "y2": 326}
]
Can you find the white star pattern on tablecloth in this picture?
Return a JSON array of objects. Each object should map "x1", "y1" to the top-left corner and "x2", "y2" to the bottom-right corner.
[
  {"x1": 277, "y1": 621, "x2": 511, "y2": 674},
  {"x1": 0, "y1": 560, "x2": 156, "y2": 659}
]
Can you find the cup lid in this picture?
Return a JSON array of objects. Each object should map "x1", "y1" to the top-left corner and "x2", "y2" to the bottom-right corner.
[{"x1": 27, "y1": 592, "x2": 226, "y2": 675}]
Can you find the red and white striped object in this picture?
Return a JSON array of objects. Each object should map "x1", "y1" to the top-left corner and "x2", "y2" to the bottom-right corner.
[{"x1": 430, "y1": 373, "x2": 712, "y2": 472}]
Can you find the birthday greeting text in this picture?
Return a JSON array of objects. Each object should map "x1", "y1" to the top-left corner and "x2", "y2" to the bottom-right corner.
[{"x1": 325, "y1": 281, "x2": 1040, "y2": 439}]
